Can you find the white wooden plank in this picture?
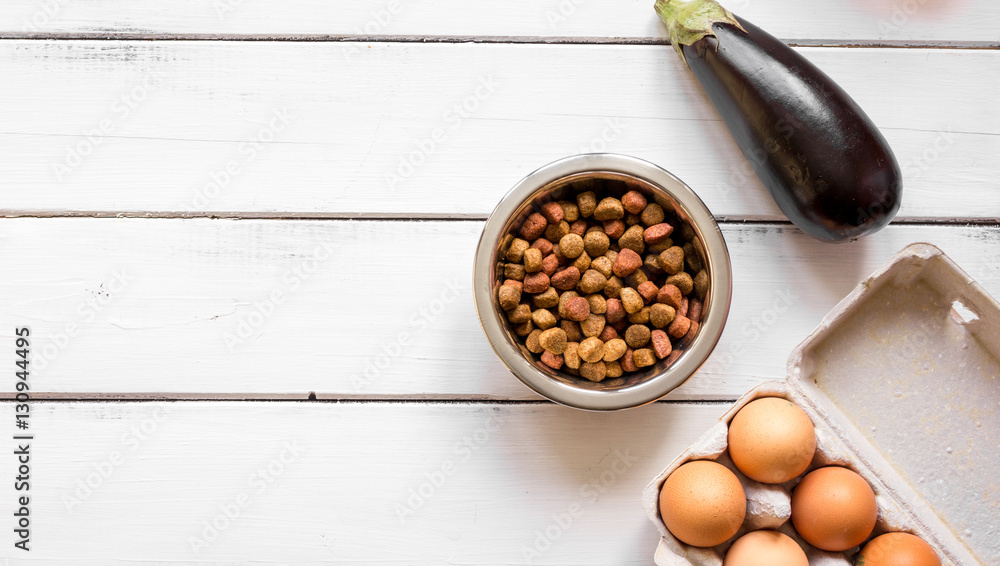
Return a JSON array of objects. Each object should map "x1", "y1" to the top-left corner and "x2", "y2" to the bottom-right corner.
[
  {"x1": 1, "y1": 219, "x2": 998, "y2": 399},
  {"x1": 1, "y1": 42, "x2": 997, "y2": 220},
  {"x1": 3, "y1": 0, "x2": 998, "y2": 44},
  {"x1": 0, "y1": 401, "x2": 727, "y2": 564}
]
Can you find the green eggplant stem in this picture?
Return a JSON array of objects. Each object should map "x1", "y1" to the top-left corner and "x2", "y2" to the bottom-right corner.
[{"x1": 654, "y1": 0, "x2": 747, "y2": 66}]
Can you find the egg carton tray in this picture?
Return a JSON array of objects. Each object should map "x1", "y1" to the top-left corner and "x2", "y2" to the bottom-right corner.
[{"x1": 642, "y1": 243, "x2": 999, "y2": 566}]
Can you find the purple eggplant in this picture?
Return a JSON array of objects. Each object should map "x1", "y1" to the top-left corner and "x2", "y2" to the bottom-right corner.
[{"x1": 655, "y1": 0, "x2": 901, "y2": 242}]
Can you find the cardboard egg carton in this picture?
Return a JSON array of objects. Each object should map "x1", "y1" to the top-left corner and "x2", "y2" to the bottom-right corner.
[{"x1": 643, "y1": 244, "x2": 999, "y2": 566}]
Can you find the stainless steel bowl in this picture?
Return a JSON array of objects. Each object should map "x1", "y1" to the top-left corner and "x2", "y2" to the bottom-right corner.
[{"x1": 474, "y1": 154, "x2": 732, "y2": 411}]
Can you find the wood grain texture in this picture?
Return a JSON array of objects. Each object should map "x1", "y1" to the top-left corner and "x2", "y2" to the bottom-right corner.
[
  {"x1": 0, "y1": 401, "x2": 728, "y2": 564},
  {"x1": 2, "y1": 0, "x2": 998, "y2": 44},
  {"x1": 2, "y1": 219, "x2": 998, "y2": 399},
  {"x1": 1, "y1": 41, "x2": 997, "y2": 220}
]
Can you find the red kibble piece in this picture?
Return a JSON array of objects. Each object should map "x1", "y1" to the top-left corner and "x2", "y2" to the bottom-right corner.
[
  {"x1": 668, "y1": 314, "x2": 691, "y2": 339},
  {"x1": 598, "y1": 325, "x2": 618, "y2": 342},
  {"x1": 656, "y1": 284, "x2": 683, "y2": 310},
  {"x1": 551, "y1": 266, "x2": 582, "y2": 290},
  {"x1": 680, "y1": 320, "x2": 699, "y2": 348},
  {"x1": 565, "y1": 297, "x2": 591, "y2": 322},
  {"x1": 570, "y1": 220, "x2": 588, "y2": 236},
  {"x1": 531, "y1": 238, "x2": 553, "y2": 256},
  {"x1": 540, "y1": 202, "x2": 564, "y2": 224},
  {"x1": 621, "y1": 190, "x2": 648, "y2": 215},
  {"x1": 520, "y1": 213, "x2": 547, "y2": 240},
  {"x1": 541, "y1": 350, "x2": 564, "y2": 370},
  {"x1": 503, "y1": 279, "x2": 523, "y2": 291},
  {"x1": 621, "y1": 348, "x2": 637, "y2": 372},
  {"x1": 637, "y1": 280, "x2": 659, "y2": 303},
  {"x1": 523, "y1": 272, "x2": 550, "y2": 294},
  {"x1": 602, "y1": 219, "x2": 626, "y2": 239},
  {"x1": 612, "y1": 248, "x2": 643, "y2": 277},
  {"x1": 541, "y1": 254, "x2": 559, "y2": 276},
  {"x1": 651, "y1": 329, "x2": 673, "y2": 359},
  {"x1": 611, "y1": 319, "x2": 628, "y2": 333},
  {"x1": 678, "y1": 296, "x2": 689, "y2": 318},
  {"x1": 643, "y1": 223, "x2": 674, "y2": 244},
  {"x1": 688, "y1": 297, "x2": 703, "y2": 324},
  {"x1": 605, "y1": 298, "x2": 626, "y2": 323}
]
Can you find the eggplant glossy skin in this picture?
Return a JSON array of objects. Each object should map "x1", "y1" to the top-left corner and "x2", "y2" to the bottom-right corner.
[{"x1": 684, "y1": 17, "x2": 901, "y2": 242}]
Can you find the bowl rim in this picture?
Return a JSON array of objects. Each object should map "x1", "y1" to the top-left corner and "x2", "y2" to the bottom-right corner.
[{"x1": 474, "y1": 153, "x2": 732, "y2": 411}]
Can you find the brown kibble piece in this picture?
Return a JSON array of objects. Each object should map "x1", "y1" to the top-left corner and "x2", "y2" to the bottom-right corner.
[
  {"x1": 637, "y1": 280, "x2": 659, "y2": 303},
  {"x1": 540, "y1": 350, "x2": 564, "y2": 370},
  {"x1": 507, "y1": 304, "x2": 532, "y2": 324},
  {"x1": 656, "y1": 284, "x2": 683, "y2": 309},
  {"x1": 625, "y1": 324, "x2": 651, "y2": 348},
  {"x1": 539, "y1": 327, "x2": 568, "y2": 354},
  {"x1": 532, "y1": 238, "x2": 553, "y2": 255},
  {"x1": 625, "y1": 270, "x2": 648, "y2": 288},
  {"x1": 668, "y1": 315, "x2": 691, "y2": 339},
  {"x1": 544, "y1": 220, "x2": 570, "y2": 243},
  {"x1": 583, "y1": 231, "x2": 610, "y2": 257},
  {"x1": 603, "y1": 338, "x2": 627, "y2": 362},
  {"x1": 590, "y1": 255, "x2": 613, "y2": 278},
  {"x1": 578, "y1": 337, "x2": 606, "y2": 363},
  {"x1": 585, "y1": 294, "x2": 606, "y2": 314},
  {"x1": 621, "y1": 348, "x2": 637, "y2": 372},
  {"x1": 666, "y1": 272, "x2": 694, "y2": 296},
  {"x1": 504, "y1": 263, "x2": 525, "y2": 281},
  {"x1": 506, "y1": 238, "x2": 530, "y2": 262},
  {"x1": 658, "y1": 246, "x2": 685, "y2": 274},
  {"x1": 579, "y1": 361, "x2": 607, "y2": 383},
  {"x1": 576, "y1": 191, "x2": 597, "y2": 218},
  {"x1": 563, "y1": 342, "x2": 581, "y2": 369},
  {"x1": 688, "y1": 297, "x2": 703, "y2": 324},
  {"x1": 648, "y1": 239, "x2": 674, "y2": 254},
  {"x1": 606, "y1": 360, "x2": 623, "y2": 378},
  {"x1": 572, "y1": 253, "x2": 591, "y2": 272},
  {"x1": 525, "y1": 329, "x2": 543, "y2": 354},
  {"x1": 613, "y1": 248, "x2": 643, "y2": 277},
  {"x1": 644, "y1": 254, "x2": 664, "y2": 275},
  {"x1": 602, "y1": 219, "x2": 626, "y2": 239},
  {"x1": 651, "y1": 330, "x2": 673, "y2": 359},
  {"x1": 618, "y1": 225, "x2": 646, "y2": 255},
  {"x1": 522, "y1": 272, "x2": 550, "y2": 294},
  {"x1": 498, "y1": 284, "x2": 521, "y2": 311},
  {"x1": 633, "y1": 348, "x2": 656, "y2": 368},
  {"x1": 598, "y1": 325, "x2": 617, "y2": 342},
  {"x1": 580, "y1": 313, "x2": 606, "y2": 338},
  {"x1": 523, "y1": 247, "x2": 543, "y2": 273},
  {"x1": 620, "y1": 287, "x2": 644, "y2": 314},
  {"x1": 520, "y1": 213, "x2": 547, "y2": 240},
  {"x1": 593, "y1": 197, "x2": 624, "y2": 221},
  {"x1": 532, "y1": 287, "x2": 559, "y2": 309},
  {"x1": 514, "y1": 320, "x2": 534, "y2": 337},
  {"x1": 503, "y1": 279, "x2": 523, "y2": 291},
  {"x1": 694, "y1": 270, "x2": 709, "y2": 299},
  {"x1": 621, "y1": 190, "x2": 647, "y2": 214},
  {"x1": 560, "y1": 320, "x2": 583, "y2": 343},
  {"x1": 603, "y1": 275, "x2": 623, "y2": 298},
  {"x1": 684, "y1": 242, "x2": 704, "y2": 272},
  {"x1": 644, "y1": 223, "x2": 674, "y2": 244},
  {"x1": 640, "y1": 203, "x2": 665, "y2": 226},
  {"x1": 579, "y1": 269, "x2": 608, "y2": 294},
  {"x1": 559, "y1": 233, "x2": 585, "y2": 259},
  {"x1": 605, "y1": 298, "x2": 625, "y2": 323},
  {"x1": 565, "y1": 297, "x2": 591, "y2": 322},
  {"x1": 560, "y1": 201, "x2": 579, "y2": 222},
  {"x1": 650, "y1": 303, "x2": 677, "y2": 328},
  {"x1": 531, "y1": 308, "x2": 556, "y2": 330},
  {"x1": 551, "y1": 266, "x2": 582, "y2": 291},
  {"x1": 628, "y1": 306, "x2": 651, "y2": 325},
  {"x1": 540, "y1": 202, "x2": 564, "y2": 224},
  {"x1": 541, "y1": 254, "x2": 559, "y2": 276}
]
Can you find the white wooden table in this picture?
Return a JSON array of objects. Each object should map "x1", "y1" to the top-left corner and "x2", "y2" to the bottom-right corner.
[{"x1": 1, "y1": 1, "x2": 998, "y2": 563}]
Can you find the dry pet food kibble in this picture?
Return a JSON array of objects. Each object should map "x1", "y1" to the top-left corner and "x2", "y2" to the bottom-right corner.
[{"x1": 496, "y1": 179, "x2": 706, "y2": 382}]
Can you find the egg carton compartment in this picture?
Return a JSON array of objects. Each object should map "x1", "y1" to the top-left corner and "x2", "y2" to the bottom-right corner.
[{"x1": 643, "y1": 244, "x2": 998, "y2": 566}]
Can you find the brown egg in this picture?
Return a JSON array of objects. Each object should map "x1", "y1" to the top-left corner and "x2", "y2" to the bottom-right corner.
[
  {"x1": 855, "y1": 533, "x2": 941, "y2": 566},
  {"x1": 791, "y1": 466, "x2": 877, "y2": 551},
  {"x1": 723, "y1": 530, "x2": 808, "y2": 566},
  {"x1": 659, "y1": 460, "x2": 746, "y2": 547},
  {"x1": 728, "y1": 397, "x2": 816, "y2": 484}
]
